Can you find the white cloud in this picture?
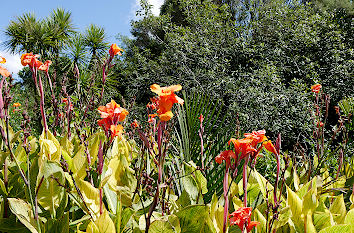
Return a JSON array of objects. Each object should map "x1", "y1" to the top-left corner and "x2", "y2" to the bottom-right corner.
[
  {"x1": 149, "y1": 0, "x2": 164, "y2": 16},
  {"x1": 0, "y1": 50, "x2": 22, "y2": 77},
  {"x1": 132, "y1": 0, "x2": 164, "y2": 19}
]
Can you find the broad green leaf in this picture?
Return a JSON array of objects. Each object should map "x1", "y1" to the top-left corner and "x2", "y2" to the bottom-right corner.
[
  {"x1": 87, "y1": 132, "x2": 104, "y2": 164},
  {"x1": 253, "y1": 169, "x2": 274, "y2": 199},
  {"x1": 72, "y1": 145, "x2": 87, "y2": 179},
  {"x1": 253, "y1": 208, "x2": 266, "y2": 233},
  {"x1": 274, "y1": 206, "x2": 292, "y2": 229},
  {"x1": 37, "y1": 161, "x2": 65, "y2": 217},
  {"x1": 61, "y1": 150, "x2": 73, "y2": 170},
  {"x1": 107, "y1": 154, "x2": 137, "y2": 206},
  {"x1": 176, "y1": 205, "x2": 215, "y2": 233},
  {"x1": 8, "y1": 198, "x2": 39, "y2": 233},
  {"x1": 287, "y1": 186, "x2": 304, "y2": 231},
  {"x1": 120, "y1": 208, "x2": 135, "y2": 232},
  {"x1": 305, "y1": 214, "x2": 316, "y2": 233},
  {"x1": 86, "y1": 210, "x2": 116, "y2": 233},
  {"x1": 0, "y1": 216, "x2": 30, "y2": 232},
  {"x1": 329, "y1": 195, "x2": 346, "y2": 224},
  {"x1": 318, "y1": 224, "x2": 352, "y2": 233},
  {"x1": 313, "y1": 211, "x2": 335, "y2": 231},
  {"x1": 297, "y1": 179, "x2": 313, "y2": 199},
  {"x1": 47, "y1": 212, "x2": 69, "y2": 233},
  {"x1": 344, "y1": 209, "x2": 354, "y2": 225},
  {"x1": 302, "y1": 178, "x2": 318, "y2": 215},
  {"x1": 149, "y1": 215, "x2": 181, "y2": 233},
  {"x1": 60, "y1": 134, "x2": 74, "y2": 155},
  {"x1": 39, "y1": 130, "x2": 61, "y2": 163},
  {"x1": 77, "y1": 179, "x2": 101, "y2": 218},
  {"x1": 182, "y1": 175, "x2": 198, "y2": 203}
]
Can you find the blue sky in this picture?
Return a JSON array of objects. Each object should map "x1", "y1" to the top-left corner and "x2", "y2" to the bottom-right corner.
[{"x1": 0, "y1": 0, "x2": 164, "y2": 76}]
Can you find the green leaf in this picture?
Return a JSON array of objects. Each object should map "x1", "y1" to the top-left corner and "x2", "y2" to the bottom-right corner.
[
  {"x1": 149, "y1": 215, "x2": 181, "y2": 233},
  {"x1": 329, "y1": 195, "x2": 347, "y2": 224},
  {"x1": 107, "y1": 155, "x2": 137, "y2": 206},
  {"x1": 274, "y1": 206, "x2": 292, "y2": 229},
  {"x1": 286, "y1": 185, "x2": 303, "y2": 231},
  {"x1": 313, "y1": 211, "x2": 335, "y2": 231},
  {"x1": 253, "y1": 208, "x2": 266, "y2": 233},
  {"x1": 302, "y1": 178, "x2": 318, "y2": 215},
  {"x1": 37, "y1": 161, "x2": 65, "y2": 217},
  {"x1": 344, "y1": 209, "x2": 354, "y2": 225},
  {"x1": 86, "y1": 210, "x2": 116, "y2": 233},
  {"x1": 176, "y1": 205, "x2": 215, "y2": 233},
  {"x1": 0, "y1": 216, "x2": 30, "y2": 232},
  {"x1": 72, "y1": 145, "x2": 87, "y2": 179},
  {"x1": 318, "y1": 224, "x2": 352, "y2": 233},
  {"x1": 0, "y1": 178, "x2": 8, "y2": 195},
  {"x1": 305, "y1": 214, "x2": 316, "y2": 233},
  {"x1": 77, "y1": 179, "x2": 100, "y2": 217},
  {"x1": 8, "y1": 198, "x2": 39, "y2": 233}
]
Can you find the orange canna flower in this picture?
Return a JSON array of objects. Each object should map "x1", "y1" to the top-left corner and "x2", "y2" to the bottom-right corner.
[
  {"x1": 0, "y1": 56, "x2": 6, "y2": 64},
  {"x1": 131, "y1": 120, "x2": 139, "y2": 128},
  {"x1": 261, "y1": 136, "x2": 278, "y2": 155},
  {"x1": 13, "y1": 103, "x2": 21, "y2": 108},
  {"x1": 228, "y1": 138, "x2": 257, "y2": 160},
  {"x1": 229, "y1": 207, "x2": 260, "y2": 233},
  {"x1": 110, "y1": 124, "x2": 123, "y2": 138},
  {"x1": 215, "y1": 150, "x2": 236, "y2": 167},
  {"x1": 21, "y1": 53, "x2": 41, "y2": 68},
  {"x1": 0, "y1": 66, "x2": 10, "y2": 77},
  {"x1": 97, "y1": 99, "x2": 128, "y2": 122},
  {"x1": 150, "y1": 84, "x2": 184, "y2": 121},
  {"x1": 109, "y1": 44, "x2": 124, "y2": 57},
  {"x1": 38, "y1": 60, "x2": 52, "y2": 72},
  {"x1": 311, "y1": 84, "x2": 322, "y2": 94},
  {"x1": 148, "y1": 114, "x2": 157, "y2": 124}
]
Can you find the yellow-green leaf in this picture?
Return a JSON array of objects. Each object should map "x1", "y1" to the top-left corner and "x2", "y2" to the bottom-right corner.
[
  {"x1": 344, "y1": 209, "x2": 354, "y2": 225},
  {"x1": 8, "y1": 198, "x2": 39, "y2": 233},
  {"x1": 318, "y1": 224, "x2": 352, "y2": 233},
  {"x1": 86, "y1": 210, "x2": 116, "y2": 233},
  {"x1": 329, "y1": 195, "x2": 346, "y2": 224}
]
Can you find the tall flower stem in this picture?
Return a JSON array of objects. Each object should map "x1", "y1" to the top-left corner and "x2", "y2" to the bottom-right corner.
[
  {"x1": 37, "y1": 72, "x2": 48, "y2": 134},
  {"x1": 223, "y1": 166, "x2": 229, "y2": 233},
  {"x1": 274, "y1": 153, "x2": 280, "y2": 204},
  {"x1": 146, "y1": 121, "x2": 166, "y2": 232},
  {"x1": 243, "y1": 155, "x2": 250, "y2": 207}
]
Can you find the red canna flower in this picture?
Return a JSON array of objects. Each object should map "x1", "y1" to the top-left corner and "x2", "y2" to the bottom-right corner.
[
  {"x1": 229, "y1": 207, "x2": 260, "y2": 232},
  {"x1": 311, "y1": 84, "x2": 322, "y2": 94},
  {"x1": 317, "y1": 121, "x2": 324, "y2": 128},
  {"x1": 199, "y1": 114, "x2": 204, "y2": 123},
  {"x1": 150, "y1": 84, "x2": 184, "y2": 121},
  {"x1": 228, "y1": 138, "x2": 257, "y2": 161},
  {"x1": 215, "y1": 150, "x2": 236, "y2": 168},
  {"x1": 109, "y1": 44, "x2": 124, "y2": 57}
]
